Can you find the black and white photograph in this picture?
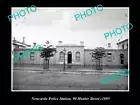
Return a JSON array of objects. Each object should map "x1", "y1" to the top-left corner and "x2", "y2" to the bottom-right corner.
[{"x1": 12, "y1": 7, "x2": 129, "y2": 91}]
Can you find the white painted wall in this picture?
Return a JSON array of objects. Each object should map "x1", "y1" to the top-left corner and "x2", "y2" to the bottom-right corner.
[{"x1": 55, "y1": 46, "x2": 84, "y2": 65}]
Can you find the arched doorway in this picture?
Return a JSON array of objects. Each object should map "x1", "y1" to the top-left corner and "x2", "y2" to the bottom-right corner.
[{"x1": 67, "y1": 51, "x2": 72, "y2": 64}]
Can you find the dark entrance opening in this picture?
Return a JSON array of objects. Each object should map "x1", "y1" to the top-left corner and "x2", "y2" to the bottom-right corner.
[
  {"x1": 68, "y1": 52, "x2": 72, "y2": 63},
  {"x1": 120, "y1": 54, "x2": 124, "y2": 64}
]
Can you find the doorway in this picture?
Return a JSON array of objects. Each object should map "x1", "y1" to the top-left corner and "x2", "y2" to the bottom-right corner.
[
  {"x1": 68, "y1": 52, "x2": 72, "y2": 63},
  {"x1": 120, "y1": 53, "x2": 124, "y2": 64}
]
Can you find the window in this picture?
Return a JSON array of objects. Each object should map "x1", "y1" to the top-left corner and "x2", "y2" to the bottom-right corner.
[
  {"x1": 91, "y1": 53, "x2": 95, "y2": 62},
  {"x1": 13, "y1": 53, "x2": 20, "y2": 62},
  {"x1": 107, "y1": 53, "x2": 112, "y2": 62},
  {"x1": 30, "y1": 52, "x2": 34, "y2": 60},
  {"x1": 107, "y1": 53, "x2": 112, "y2": 55},
  {"x1": 75, "y1": 52, "x2": 80, "y2": 62},
  {"x1": 20, "y1": 52, "x2": 23, "y2": 55},
  {"x1": 122, "y1": 44, "x2": 124, "y2": 49},
  {"x1": 59, "y1": 51, "x2": 64, "y2": 60},
  {"x1": 19, "y1": 52, "x2": 23, "y2": 59},
  {"x1": 92, "y1": 57, "x2": 95, "y2": 62}
]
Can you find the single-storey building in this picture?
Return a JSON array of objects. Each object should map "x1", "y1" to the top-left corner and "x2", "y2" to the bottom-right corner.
[{"x1": 13, "y1": 40, "x2": 128, "y2": 68}]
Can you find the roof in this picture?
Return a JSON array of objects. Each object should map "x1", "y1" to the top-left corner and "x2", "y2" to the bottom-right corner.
[
  {"x1": 14, "y1": 47, "x2": 127, "y2": 52},
  {"x1": 13, "y1": 40, "x2": 31, "y2": 47},
  {"x1": 56, "y1": 44, "x2": 85, "y2": 47},
  {"x1": 13, "y1": 43, "x2": 26, "y2": 47},
  {"x1": 14, "y1": 48, "x2": 42, "y2": 51},
  {"x1": 84, "y1": 49, "x2": 128, "y2": 51},
  {"x1": 116, "y1": 39, "x2": 128, "y2": 45}
]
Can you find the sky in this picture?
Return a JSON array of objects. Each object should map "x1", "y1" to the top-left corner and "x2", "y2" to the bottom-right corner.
[{"x1": 12, "y1": 7, "x2": 129, "y2": 49}]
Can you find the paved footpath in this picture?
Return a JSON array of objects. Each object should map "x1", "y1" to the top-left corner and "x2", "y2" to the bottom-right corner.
[{"x1": 13, "y1": 66, "x2": 128, "y2": 76}]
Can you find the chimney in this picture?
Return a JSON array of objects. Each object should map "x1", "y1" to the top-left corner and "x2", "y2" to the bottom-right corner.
[
  {"x1": 33, "y1": 42, "x2": 36, "y2": 48},
  {"x1": 80, "y1": 41, "x2": 84, "y2": 45},
  {"x1": 108, "y1": 43, "x2": 111, "y2": 48},
  {"x1": 58, "y1": 41, "x2": 62, "y2": 45},
  {"x1": 13, "y1": 37, "x2": 16, "y2": 43},
  {"x1": 23, "y1": 37, "x2": 25, "y2": 44}
]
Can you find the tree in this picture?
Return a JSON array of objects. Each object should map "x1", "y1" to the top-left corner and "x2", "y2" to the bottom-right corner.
[
  {"x1": 92, "y1": 47, "x2": 106, "y2": 70},
  {"x1": 40, "y1": 45, "x2": 56, "y2": 69}
]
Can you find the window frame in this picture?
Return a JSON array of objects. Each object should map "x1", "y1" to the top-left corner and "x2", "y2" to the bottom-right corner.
[
  {"x1": 107, "y1": 52, "x2": 112, "y2": 62},
  {"x1": 59, "y1": 51, "x2": 64, "y2": 61},
  {"x1": 30, "y1": 52, "x2": 35, "y2": 60},
  {"x1": 122, "y1": 44, "x2": 124, "y2": 49},
  {"x1": 75, "y1": 51, "x2": 80, "y2": 62}
]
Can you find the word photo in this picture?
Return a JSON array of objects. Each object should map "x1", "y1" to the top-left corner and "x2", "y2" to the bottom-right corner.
[
  {"x1": 100, "y1": 69, "x2": 129, "y2": 84},
  {"x1": 8, "y1": 5, "x2": 37, "y2": 22},
  {"x1": 104, "y1": 23, "x2": 133, "y2": 40},
  {"x1": 74, "y1": 4, "x2": 104, "y2": 21}
]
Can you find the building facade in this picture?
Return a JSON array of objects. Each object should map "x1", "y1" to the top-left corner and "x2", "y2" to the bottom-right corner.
[
  {"x1": 117, "y1": 39, "x2": 128, "y2": 49},
  {"x1": 12, "y1": 37, "x2": 31, "y2": 59},
  {"x1": 13, "y1": 40, "x2": 128, "y2": 68},
  {"x1": 12, "y1": 37, "x2": 31, "y2": 49}
]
